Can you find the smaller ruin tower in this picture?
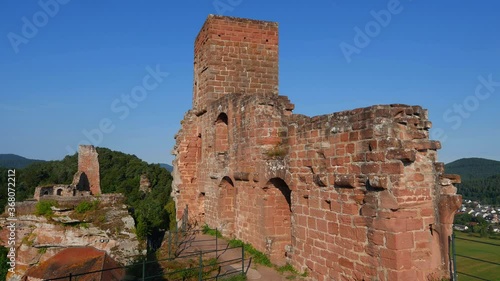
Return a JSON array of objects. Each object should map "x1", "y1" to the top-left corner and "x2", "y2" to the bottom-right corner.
[{"x1": 78, "y1": 145, "x2": 101, "y2": 195}]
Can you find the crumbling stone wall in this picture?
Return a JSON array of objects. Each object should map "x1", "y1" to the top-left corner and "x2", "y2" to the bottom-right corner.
[
  {"x1": 78, "y1": 145, "x2": 101, "y2": 195},
  {"x1": 34, "y1": 145, "x2": 98, "y2": 201},
  {"x1": 172, "y1": 15, "x2": 461, "y2": 281}
]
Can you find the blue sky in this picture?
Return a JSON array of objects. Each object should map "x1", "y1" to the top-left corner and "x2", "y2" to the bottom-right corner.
[{"x1": 0, "y1": 0, "x2": 499, "y2": 165}]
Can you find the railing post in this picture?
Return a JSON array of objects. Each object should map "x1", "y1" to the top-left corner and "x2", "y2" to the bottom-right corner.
[
  {"x1": 199, "y1": 251, "x2": 203, "y2": 281},
  {"x1": 241, "y1": 245, "x2": 245, "y2": 275},
  {"x1": 451, "y1": 233, "x2": 458, "y2": 281},
  {"x1": 215, "y1": 228, "x2": 218, "y2": 258},
  {"x1": 175, "y1": 223, "x2": 178, "y2": 253},
  {"x1": 142, "y1": 257, "x2": 146, "y2": 281},
  {"x1": 69, "y1": 273, "x2": 72, "y2": 281},
  {"x1": 168, "y1": 231, "x2": 172, "y2": 259}
]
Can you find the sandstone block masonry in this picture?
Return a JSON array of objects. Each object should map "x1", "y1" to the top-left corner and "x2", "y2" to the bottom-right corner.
[{"x1": 172, "y1": 15, "x2": 462, "y2": 281}]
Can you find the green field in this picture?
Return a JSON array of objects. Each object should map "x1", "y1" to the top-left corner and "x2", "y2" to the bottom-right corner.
[{"x1": 454, "y1": 231, "x2": 500, "y2": 280}]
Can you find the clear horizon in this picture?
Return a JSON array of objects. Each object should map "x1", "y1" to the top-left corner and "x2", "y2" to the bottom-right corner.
[{"x1": 1, "y1": 1, "x2": 499, "y2": 165}]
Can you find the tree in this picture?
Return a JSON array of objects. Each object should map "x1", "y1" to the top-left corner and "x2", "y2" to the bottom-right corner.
[{"x1": 454, "y1": 213, "x2": 473, "y2": 225}]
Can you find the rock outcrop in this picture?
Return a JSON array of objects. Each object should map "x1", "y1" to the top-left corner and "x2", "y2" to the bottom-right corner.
[{"x1": 0, "y1": 198, "x2": 144, "y2": 281}]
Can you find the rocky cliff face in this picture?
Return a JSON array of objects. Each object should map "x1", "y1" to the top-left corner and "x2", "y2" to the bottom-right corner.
[{"x1": 0, "y1": 198, "x2": 145, "y2": 281}]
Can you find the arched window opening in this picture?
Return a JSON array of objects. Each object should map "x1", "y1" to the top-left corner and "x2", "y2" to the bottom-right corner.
[{"x1": 215, "y1": 113, "x2": 229, "y2": 153}]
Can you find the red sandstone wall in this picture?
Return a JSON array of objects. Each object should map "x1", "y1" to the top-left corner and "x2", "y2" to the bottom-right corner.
[
  {"x1": 172, "y1": 112, "x2": 203, "y2": 222},
  {"x1": 78, "y1": 145, "x2": 101, "y2": 195},
  {"x1": 286, "y1": 105, "x2": 461, "y2": 280},
  {"x1": 172, "y1": 15, "x2": 461, "y2": 281}
]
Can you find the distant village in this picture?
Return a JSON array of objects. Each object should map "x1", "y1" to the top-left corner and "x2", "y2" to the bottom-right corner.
[{"x1": 454, "y1": 199, "x2": 500, "y2": 233}]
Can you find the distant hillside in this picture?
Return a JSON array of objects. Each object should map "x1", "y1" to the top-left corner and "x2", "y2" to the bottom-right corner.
[
  {"x1": 159, "y1": 163, "x2": 173, "y2": 172},
  {"x1": 445, "y1": 158, "x2": 500, "y2": 181},
  {"x1": 0, "y1": 154, "x2": 45, "y2": 169},
  {"x1": 445, "y1": 158, "x2": 500, "y2": 204}
]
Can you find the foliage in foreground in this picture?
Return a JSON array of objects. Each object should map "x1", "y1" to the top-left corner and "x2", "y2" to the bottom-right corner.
[{"x1": 0, "y1": 246, "x2": 8, "y2": 281}]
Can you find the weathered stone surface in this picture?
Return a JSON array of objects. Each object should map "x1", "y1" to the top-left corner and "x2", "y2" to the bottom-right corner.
[
  {"x1": 139, "y1": 174, "x2": 152, "y2": 193},
  {"x1": 23, "y1": 247, "x2": 126, "y2": 281},
  {"x1": 172, "y1": 15, "x2": 461, "y2": 281},
  {"x1": 0, "y1": 204, "x2": 143, "y2": 280}
]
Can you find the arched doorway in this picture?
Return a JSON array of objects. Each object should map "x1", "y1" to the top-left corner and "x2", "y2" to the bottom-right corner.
[
  {"x1": 56, "y1": 189, "x2": 63, "y2": 196},
  {"x1": 218, "y1": 177, "x2": 236, "y2": 237},
  {"x1": 263, "y1": 178, "x2": 292, "y2": 265}
]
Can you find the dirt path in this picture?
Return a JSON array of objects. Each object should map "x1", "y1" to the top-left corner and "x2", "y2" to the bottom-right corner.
[{"x1": 173, "y1": 233, "x2": 304, "y2": 280}]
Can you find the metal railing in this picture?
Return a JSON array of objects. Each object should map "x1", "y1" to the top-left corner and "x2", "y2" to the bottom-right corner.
[
  {"x1": 44, "y1": 237, "x2": 245, "y2": 281},
  {"x1": 450, "y1": 232, "x2": 500, "y2": 281},
  {"x1": 166, "y1": 228, "x2": 222, "y2": 259},
  {"x1": 42, "y1": 228, "x2": 245, "y2": 281}
]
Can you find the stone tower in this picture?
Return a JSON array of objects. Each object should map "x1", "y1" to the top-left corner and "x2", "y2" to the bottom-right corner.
[
  {"x1": 193, "y1": 15, "x2": 279, "y2": 112},
  {"x1": 78, "y1": 145, "x2": 101, "y2": 195}
]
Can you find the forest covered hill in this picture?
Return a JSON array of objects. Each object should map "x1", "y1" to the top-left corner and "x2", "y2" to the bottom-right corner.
[
  {"x1": 445, "y1": 158, "x2": 500, "y2": 181},
  {"x1": 445, "y1": 158, "x2": 500, "y2": 205},
  {"x1": 0, "y1": 154, "x2": 45, "y2": 169}
]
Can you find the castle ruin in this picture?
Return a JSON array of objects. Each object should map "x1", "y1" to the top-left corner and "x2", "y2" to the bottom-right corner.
[
  {"x1": 172, "y1": 15, "x2": 462, "y2": 281},
  {"x1": 34, "y1": 145, "x2": 101, "y2": 200}
]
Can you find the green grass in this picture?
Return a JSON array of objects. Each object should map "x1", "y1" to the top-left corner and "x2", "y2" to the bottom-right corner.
[
  {"x1": 277, "y1": 263, "x2": 298, "y2": 274},
  {"x1": 202, "y1": 224, "x2": 222, "y2": 238},
  {"x1": 203, "y1": 225, "x2": 271, "y2": 266},
  {"x1": 202, "y1": 226, "x2": 307, "y2": 278},
  {"x1": 35, "y1": 200, "x2": 57, "y2": 217},
  {"x1": 228, "y1": 238, "x2": 272, "y2": 267},
  {"x1": 454, "y1": 231, "x2": 500, "y2": 281},
  {"x1": 75, "y1": 200, "x2": 100, "y2": 214}
]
